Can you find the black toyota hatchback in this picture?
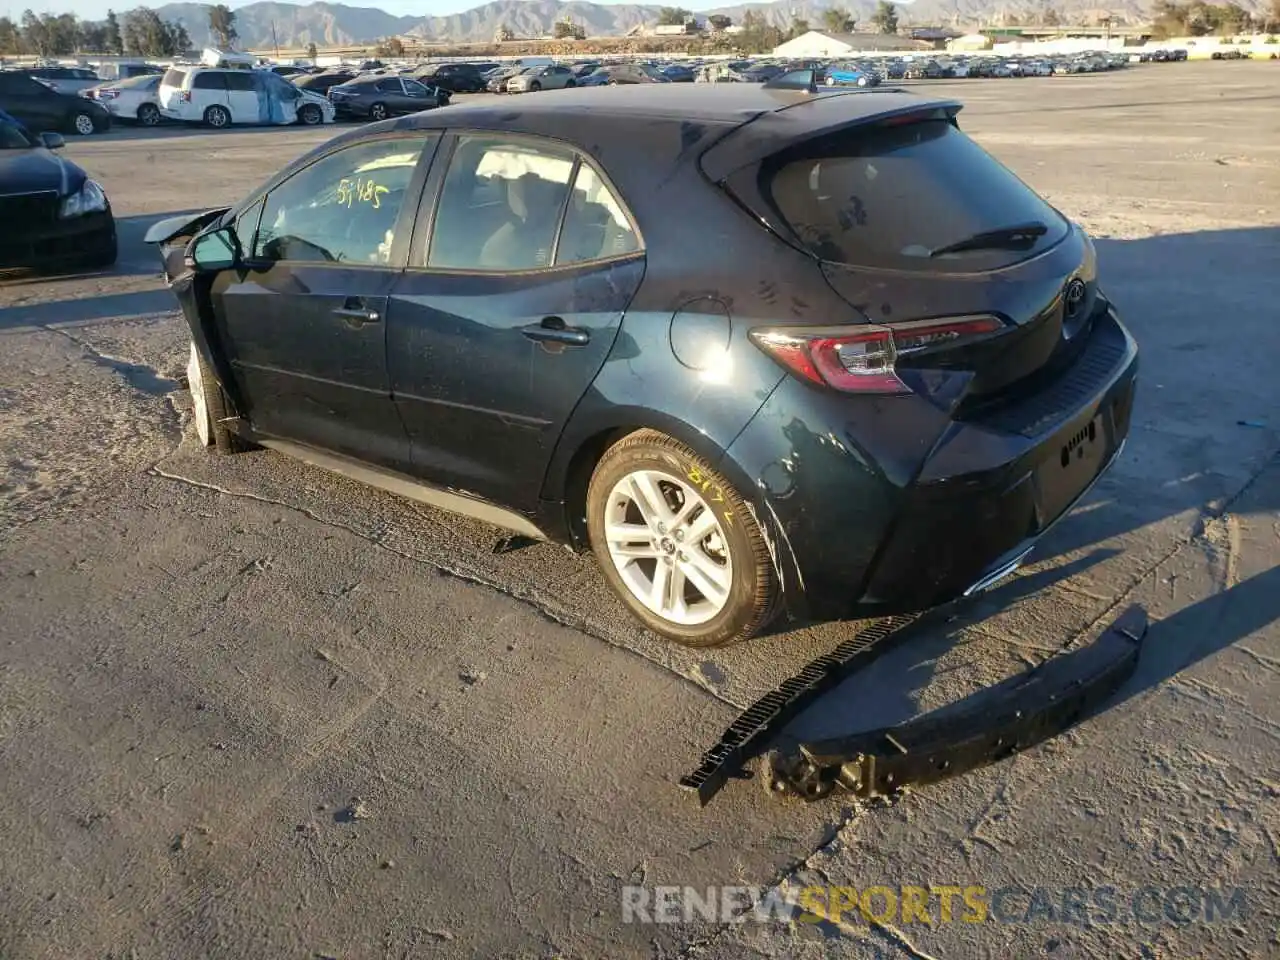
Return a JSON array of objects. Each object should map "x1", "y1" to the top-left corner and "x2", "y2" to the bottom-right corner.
[{"x1": 147, "y1": 83, "x2": 1138, "y2": 647}]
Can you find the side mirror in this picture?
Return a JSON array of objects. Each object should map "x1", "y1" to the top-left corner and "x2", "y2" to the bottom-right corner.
[
  {"x1": 187, "y1": 226, "x2": 241, "y2": 272},
  {"x1": 40, "y1": 132, "x2": 65, "y2": 150}
]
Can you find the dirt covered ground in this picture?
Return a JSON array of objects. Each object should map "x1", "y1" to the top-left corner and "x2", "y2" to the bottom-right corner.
[{"x1": 1, "y1": 60, "x2": 1277, "y2": 959}]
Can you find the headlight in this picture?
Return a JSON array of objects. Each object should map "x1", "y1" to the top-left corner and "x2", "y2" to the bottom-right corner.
[{"x1": 60, "y1": 180, "x2": 109, "y2": 218}]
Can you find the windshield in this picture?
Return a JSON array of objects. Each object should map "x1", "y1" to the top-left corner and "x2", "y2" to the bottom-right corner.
[{"x1": 0, "y1": 121, "x2": 36, "y2": 149}]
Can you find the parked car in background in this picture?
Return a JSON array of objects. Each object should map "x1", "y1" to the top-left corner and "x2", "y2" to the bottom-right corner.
[
  {"x1": 159, "y1": 67, "x2": 335, "y2": 127},
  {"x1": 269, "y1": 65, "x2": 309, "y2": 77},
  {"x1": 94, "y1": 60, "x2": 163, "y2": 82},
  {"x1": 739, "y1": 63, "x2": 786, "y2": 83},
  {"x1": 84, "y1": 73, "x2": 165, "y2": 126},
  {"x1": 661, "y1": 64, "x2": 697, "y2": 82},
  {"x1": 0, "y1": 116, "x2": 116, "y2": 268},
  {"x1": 0, "y1": 72, "x2": 111, "y2": 135},
  {"x1": 328, "y1": 75, "x2": 449, "y2": 121},
  {"x1": 575, "y1": 66, "x2": 612, "y2": 87},
  {"x1": 485, "y1": 66, "x2": 524, "y2": 93},
  {"x1": 600, "y1": 63, "x2": 670, "y2": 84},
  {"x1": 293, "y1": 71, "x2": 356, "y2": 95},
  {"x1": 416, "y1": 62, "x2": 488, "y2": 94},
  {"x1": 506, "y1": 64, "x2": 578, "y2": 93},
  {"x1": 824, "y1": 62, "x2": 876, "y2": 87},
  {"x1": 11, "y1": 66, "x2": 102, "y2": 95}
]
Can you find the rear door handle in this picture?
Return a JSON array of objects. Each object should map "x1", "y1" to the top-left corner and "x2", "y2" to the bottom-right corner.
[
  {"x1": 521, "y1": 317, "x2": 590, "y2": 346},
  {"x1": 334, "y1": 300, "x2": 380, "y2": 326}
]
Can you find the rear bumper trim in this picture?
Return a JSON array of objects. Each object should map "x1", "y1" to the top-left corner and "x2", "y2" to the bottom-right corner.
[{"x1": 764, "y1": 604, "x2": 1147, "y2": 801}]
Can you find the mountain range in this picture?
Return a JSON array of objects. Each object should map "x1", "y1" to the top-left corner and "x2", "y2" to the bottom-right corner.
[{"x1": 144, "y1": 0, "x2": 1241, "y2": 49}]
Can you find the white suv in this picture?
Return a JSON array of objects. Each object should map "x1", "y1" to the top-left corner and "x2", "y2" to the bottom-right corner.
[{"x1": 158, "y1": 66, "x2": 334, "y2": 128}]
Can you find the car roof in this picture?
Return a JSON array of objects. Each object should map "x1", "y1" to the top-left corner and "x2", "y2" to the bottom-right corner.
[{"x1": 401, "y1": 83, "x2": 952, "y2": 128}]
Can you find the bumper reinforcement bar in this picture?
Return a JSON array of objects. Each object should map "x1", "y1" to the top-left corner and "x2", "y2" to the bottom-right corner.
[
  {"x1": 679, "y1": 613, "x2": 927, "y2": 806},
  {"x1": 762, "y1": 605, "x2": 1147, "y2": 802}
]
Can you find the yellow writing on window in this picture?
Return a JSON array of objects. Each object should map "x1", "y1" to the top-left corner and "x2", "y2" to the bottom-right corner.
[{"x1": 336, "y1": 177, "x2": 390, "y2": 210}]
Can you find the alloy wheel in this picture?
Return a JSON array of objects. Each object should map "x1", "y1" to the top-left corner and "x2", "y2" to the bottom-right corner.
[
  {"x1": 603, "y1": 469, "x2": 732, "y2": 626},
  {"x1": 370, "y1": 103, "x2": 387, "y2": 121},
  {"x1": 138, "y1": 104, "x2": 160, "y2": 126},
  {"x1": 73, "y1": 113, "x2": 95, "y2": 135}
]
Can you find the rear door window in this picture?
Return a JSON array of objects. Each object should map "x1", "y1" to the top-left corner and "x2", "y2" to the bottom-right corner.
[
  {"x1": 192, "y1": 72, "x2": 228, "y2": 91},
  {"x1": 224, "y1": 72, "x2": 256, "y2": 92},
  {"x1": 757, "y1": 119, "x2": 1069, "y2": 273}
]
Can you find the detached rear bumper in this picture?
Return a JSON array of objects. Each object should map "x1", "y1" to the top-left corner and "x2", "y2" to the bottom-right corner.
[{"x1": 765, "y1": 605, "x2": 1147, "y2": 802}]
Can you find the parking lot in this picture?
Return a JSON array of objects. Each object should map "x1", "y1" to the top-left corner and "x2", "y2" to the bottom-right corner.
[{"x1": 1, "y1": 60, "x2": 1278, "y2": 958}]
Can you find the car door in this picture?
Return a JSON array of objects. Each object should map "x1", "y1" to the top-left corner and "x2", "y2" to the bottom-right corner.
[
  {"x1": 386, "y1": 133, "x2": 646, "y2": 511},
  {"x1": 400, "y1": 78, "x2": 439, "y2": 110},
  {"x1": 205, "y1": 132, "x2": 439, "y2": 470},
  {"x1": 222, "y1": 71, "x2": 263, "y2": 123},
  {"x1": 0, "y1": 74, "x2": 64, "y2": 130},
  {"x1": 190, "y1": 71, "x2": 231, "y2": 118},
  {"x1": 370, "y1": 77, "x2": 405, "y2": 114}
]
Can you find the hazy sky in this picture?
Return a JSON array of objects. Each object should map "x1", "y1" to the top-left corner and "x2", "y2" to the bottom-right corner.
[{"x1": 8, "y1": 0, "x2": 744, "y2": 26}]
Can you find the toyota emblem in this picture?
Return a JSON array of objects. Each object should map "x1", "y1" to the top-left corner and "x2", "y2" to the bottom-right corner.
[{"x1": 1064, "y1": 279, "x2": 1088, "y2": 320}]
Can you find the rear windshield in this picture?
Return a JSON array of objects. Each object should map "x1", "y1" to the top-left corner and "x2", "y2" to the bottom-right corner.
[
  {"x1": 758, "y1": 119, "x2": 1069, "y2": 272},
  {"x1": 162, "y1": 69, "x2": 186, "y2": 88}
]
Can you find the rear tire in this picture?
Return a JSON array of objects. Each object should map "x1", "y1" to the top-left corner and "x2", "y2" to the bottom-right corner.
[
  {"x1": 187, "y1": 342, "x2": 252, "y2": 454},
  {"x1": 564, "y1": 79, "x2": 576, "y2": 88},
  {"x1": 203, "y1": 105, "x2": 230, "y2": 129},
  {"x1": 136, "y1": 103, "x2": 161, "y2": 126},
  {"x1": 369, "y1": 102, "x2": 388, "y2": 121},
  {"x1": 298, "y1": 103, "x2": 322, "y2": 125},
  {"x1": 586, "y1": 429, "x2": 778, "y2": 647},
  {"x1": 70, "y1": 111, "x2": 96, "y2": 136}
]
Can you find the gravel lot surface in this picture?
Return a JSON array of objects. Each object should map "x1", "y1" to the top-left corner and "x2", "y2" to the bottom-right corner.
[{"x1": 1, "y1": 61, "x2": 1277, "y2": 959}]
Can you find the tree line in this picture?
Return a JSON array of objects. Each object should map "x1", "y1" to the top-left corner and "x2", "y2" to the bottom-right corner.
[{"x1": 0, "y1": 4, "x2": 242, "y2": 58}]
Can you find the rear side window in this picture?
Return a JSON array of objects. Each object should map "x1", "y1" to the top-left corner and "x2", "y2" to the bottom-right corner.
[
  {"x1": 192, "y1": 72, "x2": 227, "y2": 91},
  {"x1": 224, "y1": 73, "x2": 255, "y2": 91},
  {"x1": 758, "y1": 119, "x2": 1069, "y2": 273},
  {"x1": 162, "y1": 69, "x2": 186, "y2": 88}
]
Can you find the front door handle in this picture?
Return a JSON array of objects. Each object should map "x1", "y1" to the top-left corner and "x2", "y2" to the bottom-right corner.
[
  {"x1": 333, "y1": 301, "x2": 380, "y2": 327},
  {"x1": 521, "y1": 317, "x2": 590, "y2": 347}
]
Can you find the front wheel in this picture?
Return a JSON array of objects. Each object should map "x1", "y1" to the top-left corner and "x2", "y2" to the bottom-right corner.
[
  {"x1": 529, "y1": 81, "x2": 542, "y2": 92},
  {"x1": 368, "y1": 102, "x2": 388, "y2": 121},
  {"x1": 564, "y1": 79, "x2": 576, "y2": 88},
  {"x1": 587, "y1": 430, "x2": 778, "y2": 647},
  {"x1": 187, "y1": 342, "x2": 253, "y2": 454}
]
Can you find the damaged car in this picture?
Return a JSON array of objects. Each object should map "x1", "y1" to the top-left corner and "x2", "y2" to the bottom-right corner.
[{"x1": 147, "y1": 81, "x2": 1137, "y2": 648}]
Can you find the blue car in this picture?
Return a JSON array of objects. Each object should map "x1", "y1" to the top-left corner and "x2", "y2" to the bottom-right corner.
[{"x1": 824, "y1": 62, "x2": 878, "y2": 87}]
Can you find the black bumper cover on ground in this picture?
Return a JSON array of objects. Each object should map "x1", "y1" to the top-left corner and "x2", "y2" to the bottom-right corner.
[
  {"x1": 680, "y1": 605, "x2": 1146, "y2": 806},
  {"x1": 764, "y1": 605, "x2": 1147, "y2": 802}
]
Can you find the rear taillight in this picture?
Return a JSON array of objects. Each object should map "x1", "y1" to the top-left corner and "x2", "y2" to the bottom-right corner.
[
  {"x1": 178, "y1": 91, "x2": 191, "y2": 103},
  {"x1": 750, "y1": 316, "x2": 1005, "y2": 394}
]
